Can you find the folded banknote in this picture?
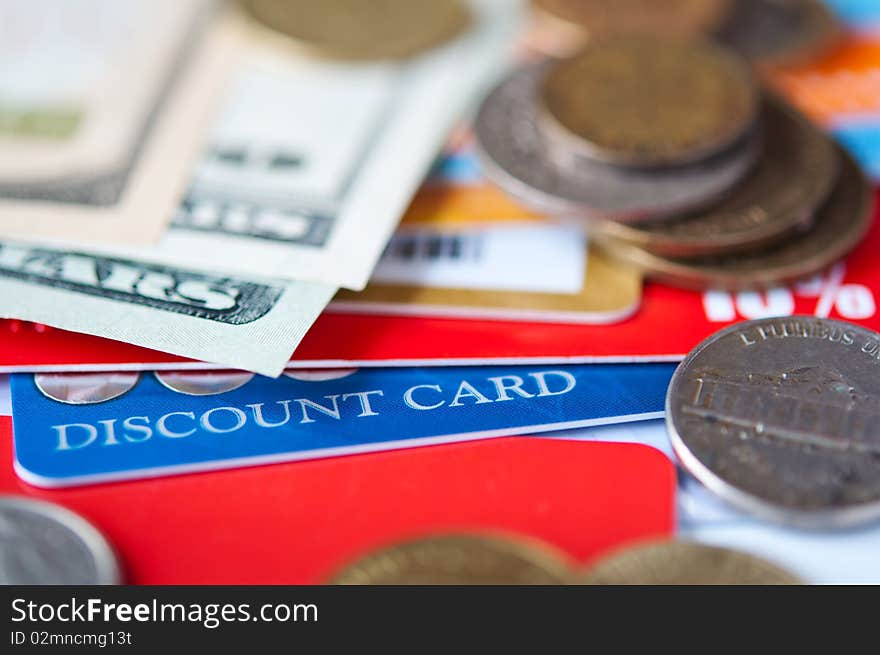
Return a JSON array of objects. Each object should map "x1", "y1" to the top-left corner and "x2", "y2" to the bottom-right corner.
[
  {"x1": 0, "y1": 0, "x2": 240, "y2": 244},
  {"x1": 0, "y1": 244, "x2": 335, "y2": 376},
  {"x1": 28, "y1": 0, "x2": 523, "y2": 290}
]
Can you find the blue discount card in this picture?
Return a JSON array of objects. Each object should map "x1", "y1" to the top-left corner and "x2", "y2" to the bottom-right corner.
[{"x1": 10, "y1": 363, "x2": 675, "y2": 487}]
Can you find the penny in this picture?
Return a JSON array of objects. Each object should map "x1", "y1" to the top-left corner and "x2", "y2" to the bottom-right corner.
[
  {"x1": 667, "y1": 316, "x2": 880, "y2": 528},
  {"x1": 0, "y1": 496, "x2": 121, "y2": 584},
  {"x1": 240, "y1": 0, "x2": 470, "y2": 61},
  {"x1": 582, "y1": 540, "x2": 802, "y2": 584},
  {"x1": 591, "y1": 96, "x2": 838, "y2": 257},
  {"x1": 597, "y1": 145, "x2": 872, "y2": 289},
  {"x1": 718, "y1": 0, "x2": 842, "y2": 68},
  {"x1": 539, "y1": 38, "x2": 758, "y2": 167},
  {"x1": 474, "y1": 63, "x2": 760, "y2": 223},
  {"x1": 531, "y1": 0, "x2": 733, "y2": 41},
  {"x1": 329, "y1": 534, "x2": 573, "y2": 584}
]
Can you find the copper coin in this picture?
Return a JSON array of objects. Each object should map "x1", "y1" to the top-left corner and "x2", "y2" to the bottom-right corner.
[
  {"x1": 597, "y1": 145, "x2": 873, "y2": 290},
  {"x1": 590, "y1": 96, "x2": 838, "y2": 257},
  {"x1": 582, "y1": 540, "x2": 802, "y2": 584},
  {"x1": 531, "y1": 0, "x2": 733, "y2": 42},
  {"x1": 328, "y1": 534, "x2": 574, "y2": 584},
  {"x1": 539, "y1": 37, "x2": 759, "y2": 167},
  {"x1": 668, "y1": 316, "x2": 880, "y2": 527},
  {"x1": 240, "y1": 0, "x2": 471, "y2": 61},
  {"x1": 474, "y1": 63, "x2": 760, "y2": 223},
  {"x1": 718, "y1": 0, "x2": 842, "y2": 69}
]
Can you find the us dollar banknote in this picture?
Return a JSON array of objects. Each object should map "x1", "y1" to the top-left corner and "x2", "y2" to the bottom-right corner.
[
  {"x1": 0, "y1": 0, "x2": 240, "y2": 244},
  {"x1": 39, "y1": 0, "x2": 522, "y2": 290},
  {"x1": 0, "y1": 242, "x2": 335, "y2": 376}
]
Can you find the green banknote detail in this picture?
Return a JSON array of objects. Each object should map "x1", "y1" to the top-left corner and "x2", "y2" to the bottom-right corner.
[{"x1": 0, "y1": 106, "x2": 82, "y2": 139}]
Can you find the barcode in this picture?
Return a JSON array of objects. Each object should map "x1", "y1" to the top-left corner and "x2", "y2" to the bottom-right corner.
[{"x1": 381, "y1": 233, "x2": 484, "y2": 264}]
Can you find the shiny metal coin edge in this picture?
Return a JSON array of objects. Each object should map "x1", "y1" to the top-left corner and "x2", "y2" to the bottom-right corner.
[
  {"x1": 153, "y1": 371, "x2": 255, "y2": 396},
  {"x1": 665, "y1": 317, "x2": 880, "y2": 529},
  {"x1": 34, "y1": 372, "x2": 142, "y2": 405},
  {"x1": 0, "y1": 495, "x2": 122, "y2": 584},
  {"x1": 589, "y1": 98, "x2": 838, "y2": 257},
  {"x1": 596, "y1": 146, "x2": 873, "y2": 290},
  {"x1": 474, "y1": 64, "x2": 761, "y2": 223}
]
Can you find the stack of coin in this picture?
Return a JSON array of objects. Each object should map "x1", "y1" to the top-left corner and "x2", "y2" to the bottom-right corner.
[
  {"x1": 528, "y1": 0, "x2": 841, "y2": 67},
  {"x1": 239, "y1": 0, "x2": 471, "y2": 61},
  {"x1": 474, "y1": 35, "x2": 873, "y2": 290}
]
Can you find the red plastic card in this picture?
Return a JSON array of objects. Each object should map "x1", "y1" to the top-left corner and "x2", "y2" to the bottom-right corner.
[
  {"x1": 0, "y1": 193, "x2": 877, "y2": 372},
  {"x1": 0, "y1": 418, "x2": 674, "y2": 583}
]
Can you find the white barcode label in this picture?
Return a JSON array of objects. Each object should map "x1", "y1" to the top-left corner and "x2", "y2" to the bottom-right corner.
[{"x1": 370, "y1": 223, "x2": 586, "y2": 294}]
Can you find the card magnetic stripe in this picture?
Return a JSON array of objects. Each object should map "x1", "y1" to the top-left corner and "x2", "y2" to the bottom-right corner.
[{"x1": 10, "y1": 363, "x2": 675, "y2": 486}]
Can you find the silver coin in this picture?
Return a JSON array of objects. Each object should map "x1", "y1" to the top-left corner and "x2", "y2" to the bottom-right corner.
[
  {"x1": 35, "y1": 372, "x2": 140, "y2": 404},
  {"x1": 284, "y1": 368, "x2": 359, "y2": 381},
  {"x1": 667, "y1": 316, "x2": 880, "y2": 528},
  {"x1": 0, "y1": 496, "x2": 121, "y2": 584},
  {"x1": 473, "y1": 63, "x2": 761, "y2": 223},
  {"x1": 154, "y1": 370, "x2": 254, "y2": 395}
]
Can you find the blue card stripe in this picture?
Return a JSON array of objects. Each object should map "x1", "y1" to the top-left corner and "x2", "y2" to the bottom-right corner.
[{"x1": 10, "y1": 364, "x2": 675, "y2": 487}]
